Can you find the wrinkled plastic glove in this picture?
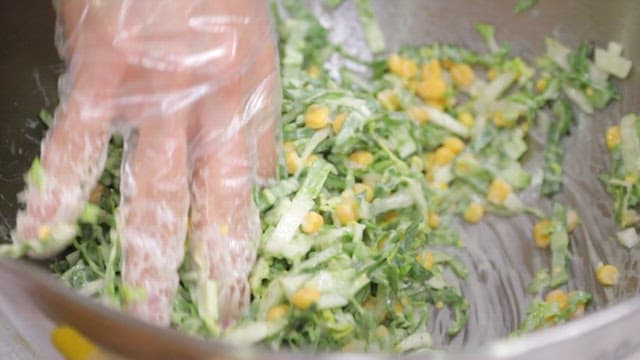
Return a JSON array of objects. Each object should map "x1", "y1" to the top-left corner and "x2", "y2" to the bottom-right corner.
[{"x1": 13, "y1": 0, "x2": 279, "y2": 328}]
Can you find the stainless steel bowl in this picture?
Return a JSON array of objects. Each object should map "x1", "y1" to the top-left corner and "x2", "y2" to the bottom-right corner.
[{"x1": 1, "y1": 1, "x2": 639, "y2": 359}]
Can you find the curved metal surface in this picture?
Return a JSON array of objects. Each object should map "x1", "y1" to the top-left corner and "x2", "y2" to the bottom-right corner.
[{"x1": 0, "y1": 0, "x2": 639, "y2": 359}]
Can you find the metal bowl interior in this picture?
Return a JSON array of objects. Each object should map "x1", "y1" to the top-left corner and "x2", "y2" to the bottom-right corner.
[{"x1": 0, "y1": 0, "x2": 638, "y2": 359}]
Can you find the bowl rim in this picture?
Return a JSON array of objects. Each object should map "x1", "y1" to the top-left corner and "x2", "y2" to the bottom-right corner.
[{"x1": 3, "y1": 258, "x2": 639, "y2": 359}]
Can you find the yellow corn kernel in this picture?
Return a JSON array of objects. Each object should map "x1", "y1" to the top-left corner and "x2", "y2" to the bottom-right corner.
[
  {"x1": 376, "y1": 325, "x2": 389, "y2": 338},
  {"x1": 492, "y1": 112, "x2": 510, "y2": 128},
  {"x1": 407, "y1": 107, "x2": 430, "y2": 125},
  {"x1": 388, "y1": 54, "x2": 418, "y2": 79},
  {"x1": 487, "y1": 67, "x2": 499, "y2": 81},
  {"x1": 363, "y1": 296, "x2": 377, "y2": 311},
  {"x1": 568, "y1": 291, "x2": 586, "y2": 319},
  {"x1": 422, "y1": 251, "x2": 434, "y2": 270},
  {"x1": 376, "y1": 235, "x2": 388, "y2": 250},
  {"x1": 566, "y1": 209, "x2": 580, "y2": 233},
  {"x1": 545, "y1": 289, "x2": 569, "y2": 310},
  {"x1": 543, "y1": 317, "x2": 557, "y2": 328},
  {"x1": 304, "y1": 104, "x2": 330, "y2": 130},
  {"x1": 353, "y1": 183, "x2": 374, "y2": 202},
  {"x1": 434, "y1": 146, "x2": 456, "y2": 166},
  {"x1": 349, "y1": 150, "x2": 374, "y2": 167},
  {"x1": 416, "y1": 77, "x2": 447, "y2": 101},
  {"x1": 443, "y1": 137, "x2": 465, "y2": 155},
  {"x1": 388, "y1": 54, "x2": 402, "y2": 72},
  {"x1": 450, "y1": 63, "x2": 476, "y2": 89},
  {"x1": 291, "y1": 286, "x2": 321, "y2": 310},
  {"x1": 424, "y1": 168, "x2": 435, "y2": 182},
  {"x1": 458, "y1": 112, "x2": 474, "y2": 128},
  {"x1": 423, "y1": 152, "x2": 436, "y2": 171},
  {"x1": 422, "y1": 60, "x2": 443, "y2": 79},
  {"x1": 428, "y1": 99, "x2": 447, "y2": 111},
  {"x1": 305, "y1": 154, "x2": 319, "y2": 167},
  {"x1": 464, "y1": 202, "x2": 485, "y2": 224},
  {"x1": 585, "y1": 87, "x2": 594, "y2": 97},
  {"x1": 536, "y1": 78, "x2": 548, "y2": 93},
  {"x1": 51, "y1": 325, "x2": 98, "y2": 360},
  {"x1": 430, "y1": 181, "x2": 449, "y2": 191},
  {"x1": 393, "y1": 301, "x2": 404, "y2": 315},
  {"x1": 308, "y1": 65, "x2": 321, "y2": 79},
  {"x1": 569, "y1": 303, "x2": 586, "y2": 320},
  {"x1": 267, "y1": 304, "x2": 289, "y2": 321},
  {"x1": 377, "y1": 89, "x2": 400, "y2": 111},
  {"x1": 441, "y1": 58, "x2": 455, "y2": 70},
  {"x1": 428, "y1": 212, "x2": 441, "y2": 229},
  {"x1": 335, "y1": 197, "x2": 359, "y2": 225},
  {"x1": 332, "y1": 112, "x2": 347, "y2": 134},
  {"x1": 606, "y1": 126, "x2": 621, "y2": 150},
  {"x1": 487, "y1": 178, "x2": 513, "y2": 204},
  {"x1": 596, "y1": 264, "x2": 619, "y2": 286},
  {"x1": 382, "y1": 211, "x2": 398, "y2": 224},
  {"x1": 301, "y1": 211, "x2": 324, "y2": 234},
  {"x1": 37, "y1": 225, "x2": 51, "y2": 240},
  {"x1": 533, "y1": 220, "x2": 552, "y2": 248},
  {"x1": 285, "y1": 150, "x2": 300, "y2": 175}
]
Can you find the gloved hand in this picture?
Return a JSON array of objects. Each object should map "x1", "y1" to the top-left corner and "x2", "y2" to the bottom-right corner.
[{"x1": 13, "y1": 0, "x2": 279, "y2": 327}]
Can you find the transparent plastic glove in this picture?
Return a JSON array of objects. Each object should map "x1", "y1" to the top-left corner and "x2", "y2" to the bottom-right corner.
[{"x1": 13, "y1": 0, "x2": 279, "y2": 328}]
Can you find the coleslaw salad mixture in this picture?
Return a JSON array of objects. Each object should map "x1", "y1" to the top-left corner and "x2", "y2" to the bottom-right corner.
[{"x1": 2, "y1": 0, "x2": 636, "y2": 354}]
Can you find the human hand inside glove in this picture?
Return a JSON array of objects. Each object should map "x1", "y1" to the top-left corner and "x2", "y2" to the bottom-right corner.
[{"x1": 13, "y1": 0, "x2": 279, "y2": 328}]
